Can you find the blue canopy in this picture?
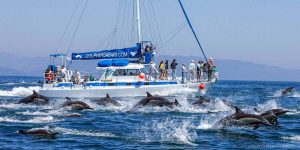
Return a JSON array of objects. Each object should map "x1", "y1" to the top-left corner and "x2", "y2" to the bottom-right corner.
[
  {"x1": 97, "y1": 59, "x2": 129, "y2": 67},
  {"x1": 72, "y1": 43, "x2": 141, "y2": 60}
]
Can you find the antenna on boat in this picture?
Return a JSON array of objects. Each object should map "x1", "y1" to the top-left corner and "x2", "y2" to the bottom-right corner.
[
  {"x1": 178, "y1": 0, "x2": 208, "y2": 62},
  {"x1": 136, "y1": 0, "x2": 142, "y2": 43}
]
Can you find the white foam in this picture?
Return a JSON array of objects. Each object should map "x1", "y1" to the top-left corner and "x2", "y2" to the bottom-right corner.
[
  {"x1": 256, "y1": 99, "x2": 279, "y2": 112},
  {"x1": 0, "y1": 116, "x2": 59, "y2": 124},
  {"x1": 53, "y1": 127, "x2": 116, "y2": 137},
  {"x1": 282, "y1": 135, "x2": 300, "y2": 141},
  {"x1": 197, "y1": 119, "x2": 214, "y2": 130},
  {"x1": 0, "y1": 103, "x2": 39, "y2": 109},
  {"x1": 141, "y1": 118, "x2": 197, "y2": 145},
  {"x1": 0, "y1": 86, "x2": 40, "y2": 96},
  {"x1": 291, "y1": 92, "x2": 300, "y2": 98},
  {"x1": 152, "y1": 88, "x2": 197, "y2": 96}
]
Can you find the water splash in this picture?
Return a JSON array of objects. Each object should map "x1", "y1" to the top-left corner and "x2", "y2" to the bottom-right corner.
[
  {"x1": 0, "y1": 86, "x2": 40, "y2": 96},
  {"x1": 282, "y1": 135, "x2": 300, "y2": 141},
  {"x1": 0, "y1": 116, "x2": 59, "y2": 124},
  {"x1": 53, "y1": 127, "x2": 116, "y2": 137},
  {"x1": 141, "y1": 117, "x2": 197, "y2": 145}
]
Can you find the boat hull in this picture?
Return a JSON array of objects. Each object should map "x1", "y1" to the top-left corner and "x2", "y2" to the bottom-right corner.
[{"x1": 39, "y1": 81, "x2": 214, "y2": 98}]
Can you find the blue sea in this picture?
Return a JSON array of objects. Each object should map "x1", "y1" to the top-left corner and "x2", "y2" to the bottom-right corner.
[{"x1": 0, "y1": 76, "x2": 299, "y2": 149}]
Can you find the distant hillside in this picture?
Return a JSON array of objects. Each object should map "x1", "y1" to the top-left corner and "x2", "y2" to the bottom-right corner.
[
  {"x1": 0, "y1": 52, "x2": 299, "y2": 81},
  {"x1": 156, "y1": 55, "x2": 300, "y2": 81}
]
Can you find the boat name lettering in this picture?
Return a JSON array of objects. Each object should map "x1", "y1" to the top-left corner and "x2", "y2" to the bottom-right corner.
[{"x1": 85, "y1": 51, "x2": 129, "y2": 59}]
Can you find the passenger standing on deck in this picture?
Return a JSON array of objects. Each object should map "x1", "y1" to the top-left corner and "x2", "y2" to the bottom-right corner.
[
  {"x1": 149, "y1": 61, "x2": 156, "y2": 81},
  {"x1": 159, "y1": 61, "x2": 164, "y2": 80},
  {"x1": 170, "y1": 59, "x2": 178, "y2": 81},
  {"x1": 208, "y1": 57, "x2": 214, "y2": 81},
  {"x1": 189, "y1": 60, "x2": 196, "y2": 81},
  {"x1": 199, "y1": 61, "x2": 204, "y2": 81},
  {"x1": 56, "y1": 65, "x2": 62, "y2": 82},
  {"x1": 202, "y1": 62, "x2": 207, "y2": 81},
  {"x1": 74, "y1": 70, "x2": 81, "y2": 84},
  {"x1": 196, "y1": 61, "x2": 201, "y2": 82},
  {"x1": 164, "y1": 60, "x2": 169, "y2": 80},
  {"x1": 61, "y1": 65, "x2": 67, "y2": 82},
  {"x1": 181, "y1": 64, "x2": 187, "y2": 84}
]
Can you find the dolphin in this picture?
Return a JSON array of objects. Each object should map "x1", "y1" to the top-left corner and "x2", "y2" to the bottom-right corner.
[
  {"x1": 214, "y1": 106, "x2": 271, "y2": 130},
  {"x1": 64, "y1": 113, "x2": 83, "y2": 118},
  {"x1": 191, "y1": 96, "x2": 233, "y2": 108},
  {"x1": 254, "y1": 108, "x2": 290, "y2": 125},
  {"x1": 60, "y1": 97, "x2": 93, "y2": 110},
  {"x1": 131, "y1": 92, "x2": 180, "y2": 110},
  {"x1": 17, "y1": 90, "x2": 49, "y2": 105},
  {"x1": 281, "y1": 87, "x2": 295, "y2": 97},
  {"x1": 94, "y1": 93, "x2": 121, "y2": 107},
  {"x1": 18, "y1": 129, "x2": 58, "y2": 139},
  {"x1": 191, "y1": 96, "x2": 211, "y2": 107}
]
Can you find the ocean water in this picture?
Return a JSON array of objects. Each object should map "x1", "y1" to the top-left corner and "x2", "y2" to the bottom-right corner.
[{"x1": 0, "y1": 76, "x2": 299, "y2": 149}]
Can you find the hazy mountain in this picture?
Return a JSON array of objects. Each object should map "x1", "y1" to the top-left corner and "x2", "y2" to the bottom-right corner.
[{"x1": 0, "y1": 52, "x2": 299, "y2": 81}]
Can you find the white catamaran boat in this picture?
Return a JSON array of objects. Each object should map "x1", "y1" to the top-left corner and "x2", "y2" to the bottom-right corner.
[{"x1": 39, "y1": 0, "x2": 218, "y2": 98}]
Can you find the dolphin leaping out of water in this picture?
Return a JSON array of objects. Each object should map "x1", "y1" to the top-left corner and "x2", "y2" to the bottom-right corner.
[
  {"x1": 131, "y1": 92, "x2": 181, "y2": 110},
  {"x1": 191, "y1": 96, "x2": 233, "y2": 108},
  {"x1": 214, "y1": 106, "x2": 271, "y2": 130},
  {"x1": 17, "y1": 90, "x2": 49, "y2": 105},
  {"x1": 60, "y1": 97, "x2": 93, "y2": 110},
  {"x1": 281, "y1": 87, "x2": 295, "y2": 97},
  {"x1": 94, "y1": 93, "x2": 121, "y2": 107},
  {"x1": 19, "y1": 129, "x2": 58, "y2": 139},
  {"x1": 254, "y1": 108, "x2": 290, "y2": 125}
]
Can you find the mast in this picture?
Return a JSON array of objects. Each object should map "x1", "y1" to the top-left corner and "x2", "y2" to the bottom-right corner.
[{"x1": 136, "y1": 0, "x2": 142, "y2": 43}]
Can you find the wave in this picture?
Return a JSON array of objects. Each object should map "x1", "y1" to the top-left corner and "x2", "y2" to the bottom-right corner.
[
  {"x1": 53, "y1": 127, "x2": 116, "y2": 138},
  {"x1": 255, "y1": 99, "x2": 280, "y2": 113},
  {"x1": 282, "y1": 135, "x2": 300, "y2": 141},
  {"x1": 0, "y1": 86, "x2": 40, "y2": 96},
  {"x1": 0, "y1": 116, "x2": 59, "y2": 124},
  {"x1": 141, "y1": 118, "x2": 197, "y2": 146}
]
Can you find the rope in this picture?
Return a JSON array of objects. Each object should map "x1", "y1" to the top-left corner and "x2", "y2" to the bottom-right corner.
[
  {"x1": 55, "y1": 0, "x2": 81, "y2": 54},
  {"x1": 66, "y1": 0, "x2": 89, "y2": 56},
  {"x1": 66, "y1": 0, "x2": 89, "y2": 70},
  {"x1": 157, "y1": 22, "x2": 187, "y2": 50},
  {"x1": 149, "y1": 0, "x2": 162, "y2": 44}
]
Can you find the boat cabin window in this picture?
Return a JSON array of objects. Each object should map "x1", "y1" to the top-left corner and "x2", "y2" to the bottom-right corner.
[{"x1": 113, "y1": 69, "x2": 140, "y2": 76}]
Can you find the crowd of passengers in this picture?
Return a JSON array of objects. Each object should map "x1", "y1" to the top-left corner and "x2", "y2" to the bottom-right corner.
[
  {"x1": 44, "y1": 57, "x2": 217, "y2": 84},
  {"x1": 155, "y1": 57, "x2": 217, "y2": 83},
  {"x1": 44, "y1": 65, "x2": 95, "y2": 84}
]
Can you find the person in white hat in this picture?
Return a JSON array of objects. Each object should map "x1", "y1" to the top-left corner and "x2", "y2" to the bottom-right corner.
[{"x1": 189, "y1": 60, "x2": 195, "y2": 81}]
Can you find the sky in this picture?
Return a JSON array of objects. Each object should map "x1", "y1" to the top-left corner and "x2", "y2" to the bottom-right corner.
[{"x1": 0, "y1": 0, "x2": 299, "y2": 69}]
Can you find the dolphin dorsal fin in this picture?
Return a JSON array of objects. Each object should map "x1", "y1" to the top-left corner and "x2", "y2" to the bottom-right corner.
[
  {"x1": 146, "y1": 92, "x2": 153, "y2": 97},
  {"x1": 234, "y1": 106, "x2": 244, "y2": 114},
  {"x1": 175, "y1": 99, "x2": 179, "y2": 104},
  {"x1": 66, "y1": 97, "x2": 72, "y2": 101},
  {"x1": 33, "y1": 90, "x2": 37, "y2": 94},
  {"x1": 106, "y1": 93, "x2": 110, "y2": 98}
]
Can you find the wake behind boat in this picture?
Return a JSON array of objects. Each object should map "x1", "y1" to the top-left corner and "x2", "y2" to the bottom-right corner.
[{"x1": 39, "y1": 0, "x2": 218, "y2": 98}]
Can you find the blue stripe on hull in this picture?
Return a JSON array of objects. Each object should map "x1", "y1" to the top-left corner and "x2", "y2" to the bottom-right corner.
[{"x1": 55, "y1": 81, "x2": 178, "y2": 87}]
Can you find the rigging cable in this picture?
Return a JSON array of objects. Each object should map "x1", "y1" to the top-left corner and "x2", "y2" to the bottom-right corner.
[
  {"x1": 178, "y1": 0, "x2": 208, "y2": 62},
  {"x1": 120, "y1": 0, "x2": 127, "y2": 48},
  {"x1": 157, "y1": 22, "x2": 187, "y2": 51},
  {"x1": 130, "y1": 0, "x2": 136, "y2": 44},
  {"x1": 148, "y1": 0, "x2": 162, "y2": 46},
  {"x1": 66, "y1": 0, "x2": 89, "y2": 69},
  {"x1": 66, "y1": 0, "x2": 89, "y2": 56},
  {"x1": 141, "y1": 0, "x2": 156, "y2": 44},
  {"x1": 54, "y1": 0, "x2": 81, "y2": 54}
]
